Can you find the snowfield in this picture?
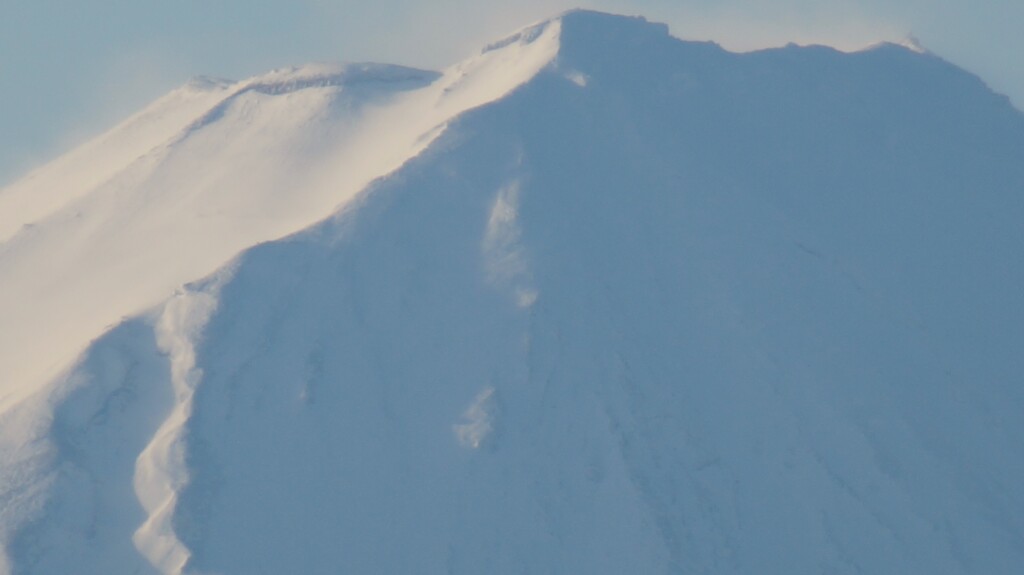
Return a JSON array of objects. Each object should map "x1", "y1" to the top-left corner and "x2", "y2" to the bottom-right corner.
[{"x1": 1, "y1": 10, "x2": 1023, "y2": 574}]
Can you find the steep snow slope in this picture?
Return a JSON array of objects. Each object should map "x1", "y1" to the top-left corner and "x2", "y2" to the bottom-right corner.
[
  {"x1": 0, "y1": 77, "x2": 234, "y2": 244},
  {"x1": 3, "y1": 9, "x2": 1024, "y2": 575},
  {"x1": 0, "y1": 21, "x2": 561, "y2": 412}
]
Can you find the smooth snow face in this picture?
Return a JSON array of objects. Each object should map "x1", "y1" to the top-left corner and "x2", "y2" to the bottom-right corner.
[
  {"x1": 0, "y1": 21, "x2": 561, "y2": 411},
  {"x1": 0, "y1": 79, "x2": 234, "y2": 245},
  {"x1": 132, "y1": 273, "x2": 228, "y2": 574},
  {"x1": 4, "y1": 9, "x2": 1024, "y2": 575}
]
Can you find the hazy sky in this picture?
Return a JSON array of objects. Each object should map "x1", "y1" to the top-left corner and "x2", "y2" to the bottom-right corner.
[{"x1": 2, "y1": 0, "x2": 1021, "y2": 185}]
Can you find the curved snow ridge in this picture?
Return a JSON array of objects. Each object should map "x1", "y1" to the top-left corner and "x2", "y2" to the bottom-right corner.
[
  {"x1": 0, "y1": 81, "x2": 234, "y2": 245},
  {"x1": 857, "y1": 37, "x2": 930, "y2": 56},
  {"x1": 430, "y1": 18, "x2": 561, "y2": 115},
  {"x1": 241, "y1": 62, "x2": 441, "y2": 94},
  {"x1": 121, "y1": 30, "x2": 566, "y2": 571},
  {"x1": 133, "y1": 271, "x2": 231, "y2": 575},
  {"x1": 170, "y1": 62, "x2": 439, "y2": 146},
  {"x1": 0, "y1": 15, "x2": 567, "y2": 570},
  {"x1": 0, "y1": 20, "x2": 565, "y2": 413},
  {"x1": 482, "y1": 19, "x2": 554, "y2": 53},
  {"x1": 0, "y1": 63, "x2": 437, "y2": 249}
]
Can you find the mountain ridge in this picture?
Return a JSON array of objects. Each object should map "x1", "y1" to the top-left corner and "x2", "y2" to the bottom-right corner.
[
  {"x1": 2, "y1": 10, "x2": 1024, "y2": 574},
  {"x1": 0, "y1": 15, "x2": 560, "y2": 411}
]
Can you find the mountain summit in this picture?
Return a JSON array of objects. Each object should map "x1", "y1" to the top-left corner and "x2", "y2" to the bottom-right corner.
[{"x1": 1, "y1": 10, "x2": 1023, "y2": 575}]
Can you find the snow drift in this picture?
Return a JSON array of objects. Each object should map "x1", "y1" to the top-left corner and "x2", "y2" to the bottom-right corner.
[{"x1": 1, "y1": 10, "x2": 1023, "y2": 574}]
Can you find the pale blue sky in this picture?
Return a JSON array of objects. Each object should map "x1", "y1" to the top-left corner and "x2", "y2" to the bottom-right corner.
[{"x1": 2, "y1": 0, "x2": 1021, "y2": 185}]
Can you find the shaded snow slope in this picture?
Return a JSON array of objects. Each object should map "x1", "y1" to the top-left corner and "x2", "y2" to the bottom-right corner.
[{"x1": 3, "y1": 9, "x2": 1024, "y2": 575}]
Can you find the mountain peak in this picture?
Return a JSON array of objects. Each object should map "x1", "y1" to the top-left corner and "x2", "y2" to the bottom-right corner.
[
  {"x1": 480, "y1": 10, "x2": 671, "y2": 59},
  {"x1": 3, "y1": 10, "x2": 1024, "y2": 575}
]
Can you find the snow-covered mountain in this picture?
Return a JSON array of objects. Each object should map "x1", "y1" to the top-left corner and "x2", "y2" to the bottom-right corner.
[{"x1": 1, "y1": 9, "x2": 1023, "y2": 574}]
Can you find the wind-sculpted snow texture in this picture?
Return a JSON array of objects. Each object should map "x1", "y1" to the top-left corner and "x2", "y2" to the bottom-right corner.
[{"x1": 2, "y1": 10, "x2": 1024, "y2": 574}]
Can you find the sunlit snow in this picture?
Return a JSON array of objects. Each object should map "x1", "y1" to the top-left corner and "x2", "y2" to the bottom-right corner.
[{"x1": 1, "y1": 9, "x2": 1023, "y2": 575}]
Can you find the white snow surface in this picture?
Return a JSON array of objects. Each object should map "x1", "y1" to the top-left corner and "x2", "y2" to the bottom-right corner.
[
  {"x1": 0, "y1": 20, "x2": 559, "y2": 411},
  {"x1": 2, "y1": 9, "x2": 1024, "y2": 575}
]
